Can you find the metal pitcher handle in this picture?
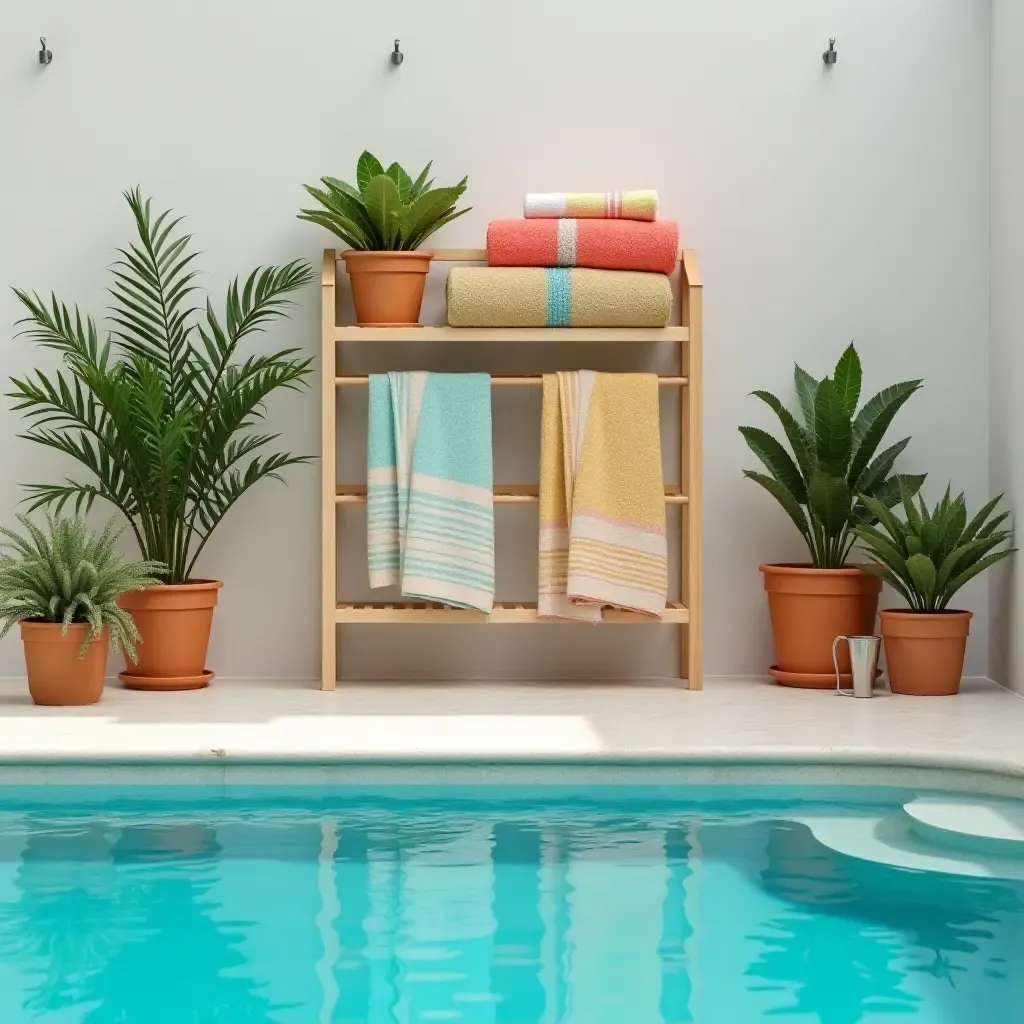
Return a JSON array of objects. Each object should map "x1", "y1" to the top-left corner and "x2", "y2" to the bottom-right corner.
[{"x1": 833, "y1": 635, "x2": 853, "y2": 696}]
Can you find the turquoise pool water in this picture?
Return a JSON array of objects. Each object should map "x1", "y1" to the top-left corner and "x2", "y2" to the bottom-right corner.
[{"x1": 0, "y1": 784, "x2": 1020, "y2": 1022}]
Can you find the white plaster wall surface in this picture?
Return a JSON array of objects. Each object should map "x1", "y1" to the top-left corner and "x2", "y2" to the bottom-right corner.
[
  {"x1": 990, "y1": 0, "x2": 1024, "y2": 693},
  {"x1": 0, "y1": 1, "x2": 990, "y2": 680}
]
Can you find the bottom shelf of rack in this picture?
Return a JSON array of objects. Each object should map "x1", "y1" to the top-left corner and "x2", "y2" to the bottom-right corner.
[{"x1": 334, "y1": 602, "x2": 689, "y2": 624}]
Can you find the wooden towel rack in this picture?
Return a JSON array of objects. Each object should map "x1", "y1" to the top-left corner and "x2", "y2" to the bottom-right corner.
[{"x1": 320, "y1": 248, "x2": 703, "y2": 689}]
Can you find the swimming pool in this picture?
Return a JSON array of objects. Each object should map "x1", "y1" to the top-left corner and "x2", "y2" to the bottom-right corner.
[{"x1": 0, "y1": 782, "x2": 1020, "y2": 1023}]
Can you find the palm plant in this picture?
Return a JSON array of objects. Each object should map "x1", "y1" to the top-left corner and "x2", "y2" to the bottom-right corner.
[
  {"x1": 855, "y1": 487, "x2": 1014, "y2": 612},
  {"x1": 740, "y1": 344, "x2": 925, "y2": 568},
  {"x1": 0, "y1": 514, "x2": 165, "y2": 658},
  {"x1": 298, "y1": 151, "x2": 470, "y2": 250},
  {"x1": 9, "y1": 189, "x2": 314, "y2": 583}
]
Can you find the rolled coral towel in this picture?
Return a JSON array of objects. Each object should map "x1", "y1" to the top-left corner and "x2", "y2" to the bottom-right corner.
[
  {"x1": 367, "y1": 371, "x2": 494, "y2": 613},
  {"x1": 487, "y1": 219, "x2": 679, "y2": 275},
  {"x1": 446, "y1": 267, "x2": 672, "y2": 328},
  {"x1": 539, "y1": 371, "x2": 667, "y2": 620},
  {"x1": 524, "y1": 190, "x2": 658, "y2": 221}
]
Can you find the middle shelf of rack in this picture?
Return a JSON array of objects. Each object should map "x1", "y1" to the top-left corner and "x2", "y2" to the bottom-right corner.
[{"x1": 335, "y1": 484, "x2": 689, "y2": 505}]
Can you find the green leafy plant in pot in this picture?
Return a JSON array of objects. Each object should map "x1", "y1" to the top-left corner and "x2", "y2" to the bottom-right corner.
[
  {"x1": 299, "y1": 151, "x2": 470, "y2": 327},
  {"x1": 739, "y1": 344, "x2": 924, "y2": 687},
  {"x1": 856, "y1": 487, "x2": 1014, "y2": 695},
  {"x1": 9, "y1": 189, "x2": 313, "y2": 690},
  {"x1": 0, "y1": 515, "x2": 165, "y2": 705}
]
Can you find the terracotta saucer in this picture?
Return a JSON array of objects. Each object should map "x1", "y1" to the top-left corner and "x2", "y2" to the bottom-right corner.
[
  {"x1": 119, "y1": 670, "x2": 214, "y2": 691},
  {"x1": 768, "y1": 665, "x2": 882, "y2": 690}
]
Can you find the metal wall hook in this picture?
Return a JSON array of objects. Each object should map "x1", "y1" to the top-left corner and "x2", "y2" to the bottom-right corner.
[
  {"x1": 823, "y1": 37, "x2": 837, "y2": 65},
  {"x1": 391, "y1": 39, "x2": 403, "y2": 66},
  {"x1": 39, "y1": 37, "x2": 52, "y2": 65}
]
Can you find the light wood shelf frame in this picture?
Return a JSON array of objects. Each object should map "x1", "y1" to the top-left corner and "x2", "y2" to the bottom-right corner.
[{"x1": 320, "y1": 247, "x2": 703, "y2": 690}]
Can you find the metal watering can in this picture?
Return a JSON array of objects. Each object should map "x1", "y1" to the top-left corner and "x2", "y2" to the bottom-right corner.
[{"x1": 832, "y1": 635, "x2": 883, "y2": 698}]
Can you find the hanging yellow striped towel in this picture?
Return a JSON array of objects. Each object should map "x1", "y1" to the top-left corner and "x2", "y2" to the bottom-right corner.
[{"x1": 538, "y1": 372, "x2": 667, "y2": 620}]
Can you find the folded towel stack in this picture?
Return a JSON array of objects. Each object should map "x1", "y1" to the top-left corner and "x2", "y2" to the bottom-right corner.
[
  {"x1": 368, "y1": 372, "x2": 494, "y2": 613},
  {"x1": 539, "y1": 371, "x2": 667, "y2": 620},
  {"x1": 446, "y1": 189, "x2": 678, "y2": 328}
]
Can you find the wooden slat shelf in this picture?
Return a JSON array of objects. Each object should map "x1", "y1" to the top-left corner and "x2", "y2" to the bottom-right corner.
[
  {"x1": 335, "y1": 484, "x2": 689, "y2": 505},
  {"x1": 336, "y1": 374, "x2": 688, "y2": 387},
  {"x1": 320, "y1": 246, "x2": 703, "y2": 690},
  {"x1": 335, "y1": 602, "x2": 689, "y2": 624},
  {"x1": 334, "y1": 326, "x2": 688, "y2": 343}
]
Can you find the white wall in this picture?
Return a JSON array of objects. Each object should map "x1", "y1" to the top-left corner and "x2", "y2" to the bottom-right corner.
[
  {"x1": 990, "y1": 0, "x2": 1023, "y2": 693},
  {"x1": 0, "y1": 0, "x2": 991, "y2": 681}
]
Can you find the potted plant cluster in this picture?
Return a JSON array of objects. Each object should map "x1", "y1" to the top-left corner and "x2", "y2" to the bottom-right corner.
[
  {"x1": 9, "y1": 189, "x2": 313, "y2": 690},
  {"x1": 299, "y1": 151, "x2": 470, "y2": 326},
  {"x1": 740, "y1": 344, "x2": 924, "y2": 687},
  {"x1": 0, "y1": 515, "x2": 164, "y2": 706},
  {"x1": 856, "y1": 488, "x2": 1014, "y2": 695}
]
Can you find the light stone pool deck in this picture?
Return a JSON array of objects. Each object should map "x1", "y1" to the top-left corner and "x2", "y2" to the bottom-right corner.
[{"x1": 0, "y1": 677, "x2": 1020, "y2": 793}]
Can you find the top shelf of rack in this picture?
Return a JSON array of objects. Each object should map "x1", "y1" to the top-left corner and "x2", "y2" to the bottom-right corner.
[{"x1": 333, "y1": 325, "x2": 688, "y2": 342}]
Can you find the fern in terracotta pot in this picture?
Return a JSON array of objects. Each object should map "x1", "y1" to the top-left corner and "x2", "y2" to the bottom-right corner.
[
  {"x1": 855, "y1": 487, "x2": 1014, "y2": 695},
  {"x1": 9, "y1": 189, "x2": 313, "y2": 691},
  {"x1": 0, "y1": 515, "x2": 165, "y2": 705},
  {"x1": 299, "y1": 151, "x2": 470, "y2": 326},
  {"x1": 740, "y1": 344, "x2": 924, "y2": 687}
]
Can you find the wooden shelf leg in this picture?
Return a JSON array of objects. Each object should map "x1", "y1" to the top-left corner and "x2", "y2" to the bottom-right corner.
[
  {"x1": 681, "y1": 262, "x2": 703, "y2": 691},
  {"x1": 321, "y1": 250, "x2": 338, "y2": 691}
]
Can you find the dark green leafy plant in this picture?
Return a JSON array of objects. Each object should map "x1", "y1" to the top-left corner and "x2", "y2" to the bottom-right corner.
[
  {"x1": 298, "y1": 151, "x2": 470, "y2": 250},
  {"x1": 9, "y1": 189, "x2": 314, "y2": 583},
  {"x1": 855, "y1": 487, "x2": 1014, "y2": 612},
  {"x1": 740, "y1": 344, "x2": 925, "y2": 568},
  {"x1": 0, "y1": 514, "x2": 165, "y2": 658}
]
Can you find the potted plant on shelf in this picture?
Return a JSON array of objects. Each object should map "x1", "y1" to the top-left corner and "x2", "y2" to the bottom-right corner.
[
  {"x1": 740, "y1": 344, "x2": 924, "y2": 687},
  {"x1": 0, "y1": 515, "x2": 165, "y2": 706},
  {"x1": 9, "y1": 189, "x2": 313, "y2": 691},
  {"x1": 298, "y1": 151, "x2": 470, "y2": 327},
  {"x1": 855, "y1": 487, "x2": 1014, "y2": 696}
]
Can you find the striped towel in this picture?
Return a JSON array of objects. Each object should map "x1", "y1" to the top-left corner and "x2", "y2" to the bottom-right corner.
[
  {"x1": 488, "y1": 218, "x2": 679, "y2": 275},
  {"x1": 539, "y1": 372, "x2": 667, "y2": 620},
  {"x1": 524, "y1": 190, "x2": 659, "y2": 221},
  {"x1": 447, "y1": 267, "x2": 672, "y2": 328},
  {"x1": 368, "y1": 372, "x2": 494, "y2": 612}
]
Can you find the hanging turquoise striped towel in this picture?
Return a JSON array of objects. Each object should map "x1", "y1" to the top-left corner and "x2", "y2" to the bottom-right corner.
[{"x1": 367, "y1": 372, "x2": 494, "y2": 612}]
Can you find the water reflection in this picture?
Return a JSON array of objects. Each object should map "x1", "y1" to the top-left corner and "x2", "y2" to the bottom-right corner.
[{"x1": 0, "y1": 806, "x2": 1019, "y2": 1023}]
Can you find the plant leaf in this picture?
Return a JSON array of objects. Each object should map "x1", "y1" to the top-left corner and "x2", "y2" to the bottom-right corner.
[
  {"x1": 813, "y1": 378, "x2": 853, "y2": 476},
  {"x1": 749, "y1": 390, "x2": 813, "y2": 480},
  {"x1": 905, "y1": 553, "x2": 936, "y2": 604},
  {"x1": 739, "y1": 426, "x2": 807, "y2": 502},
  {"x1": 794, "y1": 365, "x2": 819, "y2": 434},
  {"x1": 385, "y1": 162, "x2": 414, "y2": 202},
  {"x1": 832, "y1": 344, "x2": 862, "y2": 417},
  {"x1": 742, "y1": 471, "x2": 810, "y2": 540},
  {"x1": 356, "y1": 151, "x2": 385, "y2": 194},
  {"x1": 361, "y1": 174, "x2": 404, "y2": 249},
  {"x1": 849, "y1": 381, "x2": 921, "y2": 485}
]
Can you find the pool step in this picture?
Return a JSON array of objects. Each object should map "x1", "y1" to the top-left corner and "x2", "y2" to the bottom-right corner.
[
  {"x1": 903, "y1": 796, "x2": 1024, "y2": 859},
  {"x1": 794, "y1": 807, "x2": 1024, "y2": 881}
]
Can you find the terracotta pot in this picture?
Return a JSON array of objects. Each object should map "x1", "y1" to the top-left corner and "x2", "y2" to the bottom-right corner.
[
  {"x1": 117, "y1": 580, "x2": 222, "y2": 691},
  {"x1": 879, "y1": 609, "x2": 971, "y2": 696},
  {"x1": 760, "y1": 564, "x2": 882, "y2": 688},
  {"x1": 341, "y1": 250, "x2": 433, "y2": 326},
  {"x1": 21, "y1": 622, "x2": 108, "y2": 706}
]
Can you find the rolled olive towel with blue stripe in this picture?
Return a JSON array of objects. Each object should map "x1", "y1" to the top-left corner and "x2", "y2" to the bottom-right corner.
[{"x1": 446, "y1": 267, "x2": 672, "y2": 328}]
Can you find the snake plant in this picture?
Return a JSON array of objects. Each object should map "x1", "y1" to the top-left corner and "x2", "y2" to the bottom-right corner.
[
  {"x1": 299, "y1": 151, "x2": 470, "y2": 250},
  {"x1": 855, "y1": 487, "x2": 1014, "y2": 612},
  {"x1": 0, "y1": 515, "x2": 166, "y2": 657},
  {"x1": 740, "y1": 344, "x2": 925, "y2": 568}
]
